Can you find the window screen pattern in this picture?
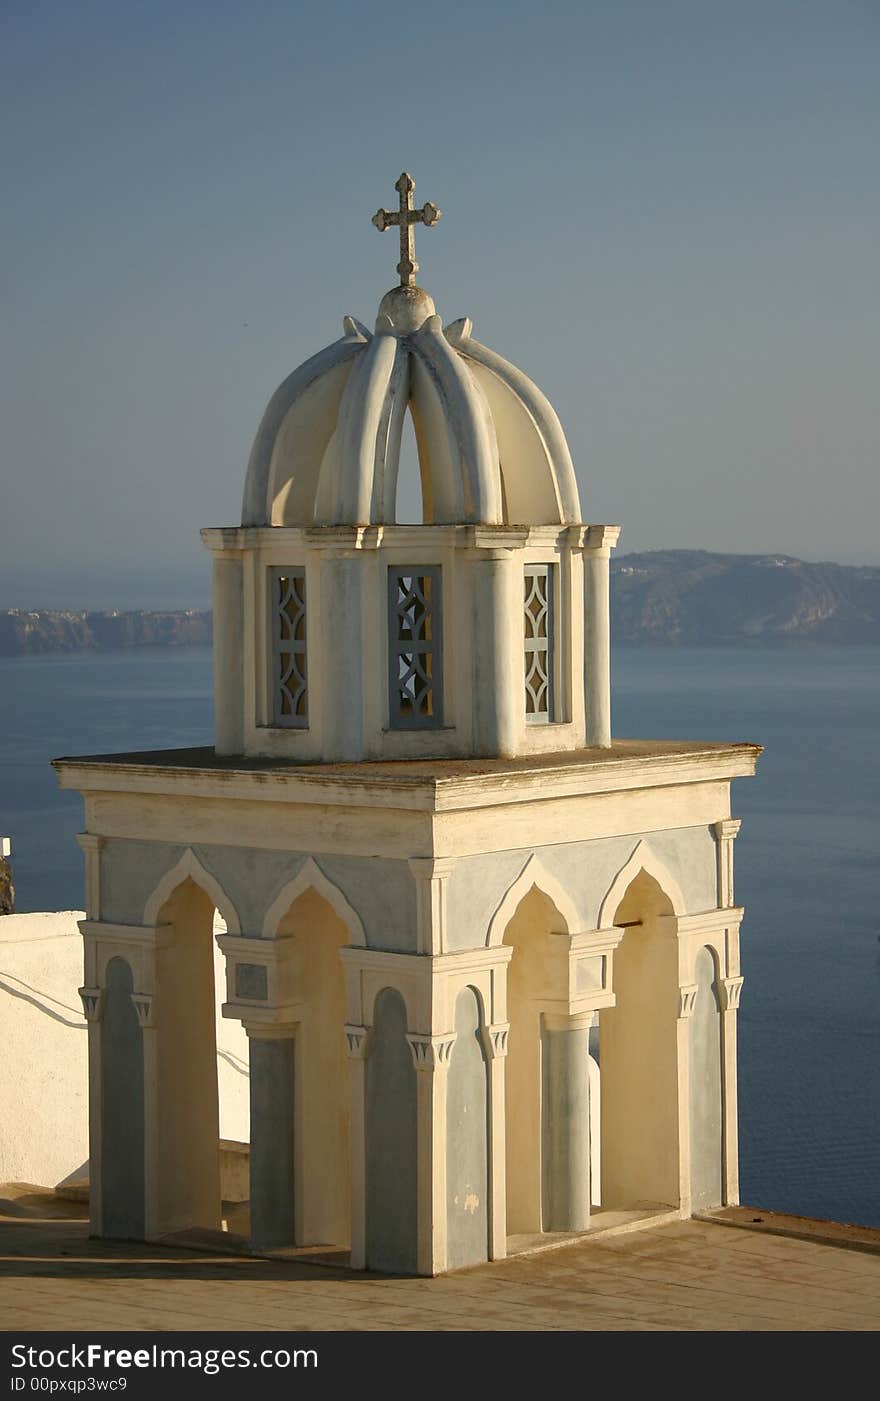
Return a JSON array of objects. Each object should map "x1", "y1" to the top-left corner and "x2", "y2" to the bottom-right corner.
[
  {"x1": 388, "y1": 568, "x2": 442, "y2": 728},
  {"x1": 524, "y1": 564, "x2": 553, "y2": 722},
  {"x1": 274, "y1": 569, "x2": 308, "y2": 726}
]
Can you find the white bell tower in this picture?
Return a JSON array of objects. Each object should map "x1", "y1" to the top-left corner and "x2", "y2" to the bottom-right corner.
[
  {"x1": 58, "y1": 174, "x2": 758, "y2": 1277},
  {"x1": 205, "y1": 172, "x2": 619, "y2": 762}
]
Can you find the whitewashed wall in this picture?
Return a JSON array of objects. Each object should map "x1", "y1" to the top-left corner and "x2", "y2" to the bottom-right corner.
[{"x1": 0, "y1": 911, "x2": 249, "y2": 1190}]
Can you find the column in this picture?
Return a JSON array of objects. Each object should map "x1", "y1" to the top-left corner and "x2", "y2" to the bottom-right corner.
[
  {"x1": 344, "y1": 1024, "x2": 369, "y2": 1270},
  {"x1": 212, "y1": 553, "x2": 244, "y2": 755},
  {"x1": 246, "y1": 1025, "x2": 296, "y2": 1250},
  {"x1": 78, "y1": 985, "x2": 106, "y2": 1237},
  {"x1": 719, "y1": 975, "x2": 744, "y2": 1205},
  {"x1": 542, "y1": 1012, "x2": 593, "y2": 1232},
  {"x1": 676, "y1": 983, "x2": 697, "y2": 1217},
  {"x1": 583, "y1": 525, "x2": 620, "y2": 748},
  {"x1": 471, "y1": 548, "x2": 520, "y2": 757},
  {"x1": 408, "y1": 1033, "x2": 456, "y2": 1276},
  {"x1": 482, "y1": 1022, "x2": 509, "y2": 1260}
]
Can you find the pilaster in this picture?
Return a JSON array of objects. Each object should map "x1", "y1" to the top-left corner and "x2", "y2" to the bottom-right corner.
[
  {"x1": 408, "y1": 856, "x2": 455, "y2": 954},
  {"x1": 76, "y1": 833, "x2": 104, "y2": 920},
  {"x1": 481, "y1": 1021, "x2": 509, "y2": 1259},
  {"x1": 468, "y1": 544, "x2": 520, "y2": 757},
  {"x1": 343, "y1": 1024, "x2": 369, "y2": 1269},
  {"x1": 407, "y1": 1032, "x2": 457, "y2": 1276},
  {"x1": 719, "y1": 974, "x2": 744, "y2": 1205},
  {"x1": 78, "y1": 985, "x2": 105, "y2": 1236},
  {"x1": 713, "y1": 818, "x2": 742, "y2": 909},
  {"x1": 582, "y1": 524, "x2": 620, "y2": 747},
  {"x1": 212, "y1": 551, "x2": 245, "y2": 756}
]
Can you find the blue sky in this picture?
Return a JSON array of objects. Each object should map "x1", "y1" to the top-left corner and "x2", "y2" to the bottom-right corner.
[{"x1": 2, "y1": 1, "x2": 878, "y2": 606}]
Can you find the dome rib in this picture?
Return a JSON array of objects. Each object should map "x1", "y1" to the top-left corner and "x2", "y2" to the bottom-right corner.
[
  {"x1": 444, "y1": 320, "x2": 581, "y2": 524},
  {"x1": 409, "y1": 317, "x2": 503, "y2": 524},
  {"x1": 314, "y1": 332, "x2": 400, "y2": 525},
  {"x1": 242, "y1": 325, "x2": 368, "y2": 527}
]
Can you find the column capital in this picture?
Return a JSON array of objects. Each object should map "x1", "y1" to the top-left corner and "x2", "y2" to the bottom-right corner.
[
  {"x1": 302, "y1": 524, "x2": 378, "y2": 555},
  {"x1": 580, "y1": 523, "x2": 622, "y2": 555},
  {"x1": 79, "y1": 986, "x2": 105, "y2": 1023},
  {"x1": 218, "y1": 931, "x2": 303, "y2": 1026},
  {"x1": 79, "y1": 919, "x2": 172, "y2": 949},
  {"x1": 344, "y1": 1024, "x2": 370, "y2": 1059},
  {"x1": 406, "y1": 1032, "x2": 456, "y2": 1072},
  {"x1": 215, "y1": 932, "x2": 276, "y2": 955},
  {"x1": 407, "y1": 856, "x2": 457, "y2": 880},
  {"x1": 75, "y1": 832, "x2": 104, "y2": 854},
  {"x1": 481, "y1": 1022, "x2": 510, "y2": 1059},
  {"x1": 463, "y1": 526, "x2": 531, "y2": 556},
  {"x1": 130, "y1": 992, "x2": 155, "y2": 1029},
  {"x1": 543, "y1": 1010, "x2": 598, "y2": 1033},
  {"x1": 713, "y1": 819, "x2": 742, "y2": 842},
  {"x1": 719, "y1": 975, "x2": 744, "y2": 1012},
  {"x1": 678, "y1": 984, "x2": 699, "y2": 1019},
  {"x1": 244, "y1": 1022, "x2": 299, "y2": 1041}
]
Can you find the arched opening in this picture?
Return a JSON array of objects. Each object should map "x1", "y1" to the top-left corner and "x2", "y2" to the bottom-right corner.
[
  {"x1": 154, "y1": 877, "x2": 222, "y2": 1236},
  {"x1": 599, "y1": 870, "x2": 680, "y2": 1210},
  {"x1": 275, "y1": 887, "x2": 350, "y2": 1248},
  {"x1": 502, "y1": 885, "x2": 568, "y2": 1238},
  {"x1": 393, "y1": 408, "x2": 425, "y2": 524},
  {"x1": 212, "y1": 913, "x2": 250, "y2": 1234},
  {"x1": 365, "y1": 987, "x2": 417, "y2": 1273}
]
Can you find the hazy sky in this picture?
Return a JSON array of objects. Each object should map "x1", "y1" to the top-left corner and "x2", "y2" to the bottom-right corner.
[{"x1": 2, "y1": 1, "x2": 878, "y2": 608}]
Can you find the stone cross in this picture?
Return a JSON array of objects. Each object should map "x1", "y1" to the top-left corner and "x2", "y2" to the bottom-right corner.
[{"x1": 372, "y1": 172, "x2": 442, "y2": 288}]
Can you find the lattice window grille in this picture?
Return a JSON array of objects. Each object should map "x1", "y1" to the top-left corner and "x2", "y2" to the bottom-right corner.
[
  {"x1": 524, "y1": 564, "x2": 554, "y2": 723},
  {"x1": 388, "y1": 567, "x2": 442, "y2": 729},
  {"x1": 274, "y1": 568, "x2": 308, "y2": 727}
]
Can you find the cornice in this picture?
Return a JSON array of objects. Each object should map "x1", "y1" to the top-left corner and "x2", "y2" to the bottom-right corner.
[
  {"x1": 54, "y1": 741, "x2": 761, "y2": 815},
  {"x1": 200, "y1": 522, "x2": 611, "y2": 554}
]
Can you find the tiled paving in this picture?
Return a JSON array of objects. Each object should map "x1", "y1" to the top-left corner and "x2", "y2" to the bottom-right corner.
[{"x1": 1, "y1": 1209, "x2": 879, "y2": 1332}]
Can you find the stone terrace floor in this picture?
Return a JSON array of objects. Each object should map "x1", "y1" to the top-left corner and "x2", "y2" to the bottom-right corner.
[{"x1": 1, "y1": 1208, "x2": 879, "y2": 1332}]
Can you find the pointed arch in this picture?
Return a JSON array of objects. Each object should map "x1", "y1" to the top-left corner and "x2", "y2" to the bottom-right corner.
[
  {"x1": 486, "y1": 852, "x2": 581, "y2": 947},
  {"x1": 262, "y1": 856, "x2": 366, "y2": 945},
  {"x1": 143, "y1": 848, "x2": 241, "y2": 934},
  {"x1": 597, "y1": 840, "x2": 686, "y2": 929}
]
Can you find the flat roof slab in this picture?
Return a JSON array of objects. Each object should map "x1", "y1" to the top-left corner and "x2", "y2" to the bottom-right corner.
[{"x1": 0, "y1": 1210, "x2": 876, "y2": 1332}]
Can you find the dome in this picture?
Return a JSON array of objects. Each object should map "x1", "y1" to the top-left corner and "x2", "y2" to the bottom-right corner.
[{"x1": 241, "y1": 287, "x2": 582, "y2": 528}]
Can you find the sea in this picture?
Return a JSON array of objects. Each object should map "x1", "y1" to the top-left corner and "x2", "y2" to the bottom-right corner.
[{"x1": 0, "y1": 643, "x2": 877, "y2": 1229}]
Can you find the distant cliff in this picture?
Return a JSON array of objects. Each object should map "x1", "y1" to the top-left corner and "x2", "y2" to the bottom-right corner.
[
  {"x1": 0, "y1": 610, "x2": 212, "y2": 656},
  {"x1": 2, "y1": 553, "x2": 879, "y2": 654},
  {"x1": 612, "y1": 551, "x2": 880, "y2": 645}
]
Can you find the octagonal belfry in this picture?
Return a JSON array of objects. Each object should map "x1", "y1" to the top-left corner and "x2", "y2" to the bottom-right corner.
[{"x1": 55, "y1": 174, "x2": 760, "y2": 1275}]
